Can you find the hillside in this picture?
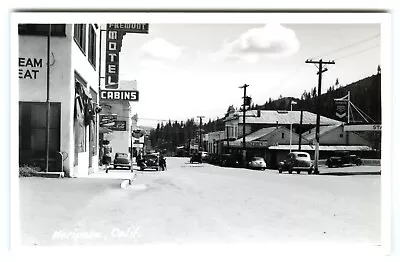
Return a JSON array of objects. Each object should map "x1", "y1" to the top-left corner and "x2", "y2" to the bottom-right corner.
[{"x1": 257, "y1": 73, "x2": 381, "y2": 124}]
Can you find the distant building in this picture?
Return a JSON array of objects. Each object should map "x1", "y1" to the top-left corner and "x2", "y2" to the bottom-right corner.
[
  {"x1": 100, "y1": 80, "x2": 137, "y2": 160},
  {"x1": 220, "y1": 109, "x2": 375, "y2": 168},
  {"x1": 224, "y1": 108, "x2": 343, "y2": 140}
]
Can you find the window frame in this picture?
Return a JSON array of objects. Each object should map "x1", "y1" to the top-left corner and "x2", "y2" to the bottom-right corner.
[
  {"x1": 74, "y1": 24, "x2": 87, "y2": 55},
  {"x1": 87, "y1": 24, "x2": 97, "y2": 69}
]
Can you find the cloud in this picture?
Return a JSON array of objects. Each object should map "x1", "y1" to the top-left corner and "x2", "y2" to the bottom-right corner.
[
  {"x1": 216, "y1": 24, "x2": 300, "y2": 63},
  {"x1": 140, "y1": 38, "x2": 182, "y2": 61},
  {"x1": 138, "y1": 59, "x2": 174, "y2": 71}
]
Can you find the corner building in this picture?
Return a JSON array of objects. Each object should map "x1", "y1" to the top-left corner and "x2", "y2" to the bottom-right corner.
[{"x1": 19, "y1": 24, "x2": 101, "y2": 177}]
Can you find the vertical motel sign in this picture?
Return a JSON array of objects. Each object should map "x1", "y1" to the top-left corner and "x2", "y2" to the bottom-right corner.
[{"x1": 104, "y1": 23, "x2": 149, "y2": 91}]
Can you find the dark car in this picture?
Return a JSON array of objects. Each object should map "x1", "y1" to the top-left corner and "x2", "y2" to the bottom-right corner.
[
  {"x1": 278, "y1": 152, "x2": 314, "y2": 174},
  {"x1": 220, "y1": 154, "x2": 240, "y2": 167},
  {"x1": 326, "y1": 150, "x2": 362, "y2": 168},
  {"x1": 207, "y1": 153, "x2": 221, "y2": 165},
  {"x1": 113, "y1": 153, "x2": 132, "y2": 170},
  {"x1": 139, "y1": 153, "x2": 160, "y2": 171},
  {"x1": 190, "y1": 152, "x2": 203, "y2": 164}
]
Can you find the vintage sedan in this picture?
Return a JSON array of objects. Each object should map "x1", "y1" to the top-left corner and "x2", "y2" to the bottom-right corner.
[
  {"x1": 248, "y1": 156, "x2": 267, "y2": 170},
  {"x1": 139, "y1": 153, "x2": 161, "y2": 171},
  {"x1": 113, "y1": 153, "x2": 132, "y2": 170},
  {"x1": 278, "y1": 152, "x2": 314, "y2": 174},
  {"x1": 326, "y1": 150, "x2": 362, "y2": 167},
  {"x1": 190, "y1": 152, "x2": 203, "y2": 164}
]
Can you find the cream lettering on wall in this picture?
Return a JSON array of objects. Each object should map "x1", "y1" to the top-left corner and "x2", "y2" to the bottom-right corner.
[
  {"x1": 104, "y1": 23, "x2": 149, "y2": 91},
  {"x1": 19, "y1": 57, "x2": 43, "y2": 79}
]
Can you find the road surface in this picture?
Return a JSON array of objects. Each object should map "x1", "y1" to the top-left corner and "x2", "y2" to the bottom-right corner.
[{"x1": 19, "y1": 157, "x2": 381, "y2": 246}]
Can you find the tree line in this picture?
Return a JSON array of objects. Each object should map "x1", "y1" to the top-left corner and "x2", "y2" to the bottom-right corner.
[{"x1": 149, "y1": 118, "x2": 225, "y2": 152}]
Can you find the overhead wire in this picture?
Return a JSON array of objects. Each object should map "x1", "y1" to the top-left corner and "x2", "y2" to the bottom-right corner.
[
  {"x1": 273, "y1": 34, "x2": 380, "y2": 99},
  {"x1": 310, "y1": 34, "x2": 380, "y2": 60}
]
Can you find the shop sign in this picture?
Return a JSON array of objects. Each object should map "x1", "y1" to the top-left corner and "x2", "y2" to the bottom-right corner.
[
  {"x1": 104, "y1": 23, "x2": 149, "y2": 90},
  {"x1": 100, "y1": 90, "x2": 139, "y2": 101},
  {"x1": 18, "y1": 57, "x2": 43, "y2": 79},
  {"x1": 108, "y1": 121, "x2": 127, "y2": 131},
  {"x1": 100, "y1": 114, "x2": 117, "y2": 127}
]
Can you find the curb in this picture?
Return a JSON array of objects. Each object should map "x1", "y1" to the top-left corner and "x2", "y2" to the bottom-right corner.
[
  {"x1": 120, "y1": 173, "x2": 137, "y2": 189},
  {"x1": 32, "y1": 172, "x2": 65, "y2": 178},
  {"x1": 319, "y1": 171, "x2": 381, "y2": 176}
]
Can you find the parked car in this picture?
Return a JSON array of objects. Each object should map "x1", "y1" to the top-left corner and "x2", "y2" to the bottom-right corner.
[
  {"x1": 278, "y1": 152, "x2": 314, "y2": 174},
  {"x1": 113, "y1": 153, "x2": 132, "y2": 170},
  {"x1": 220, "y1": 154, "x2": 240, "y2": 167},
  {"x1": 200, "y1": 151, "x2": 209, "y2": 162},
  {"x1": 325, "y1": 150, "x2": 362, "y2": 168},
  {"x1": 248, "y1": 156, "x2": 267, "y2": 170},
  {"x1": 139, "y1": 153, "x2": 160, "y2": 171},
  {"x1": 208, "y1": 153, "x2": 221, "y2": 165},
  {"x1": 190, "y1": 152, "x2": 203, "y2": 164}
]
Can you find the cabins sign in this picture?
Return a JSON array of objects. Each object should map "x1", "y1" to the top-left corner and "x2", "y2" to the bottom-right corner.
[
  {"x1": 100, "y1": 90, "x2": 139, "y2": 101},
  {"x1": 104, "y1": 23, "x2": 149, "y2": 91}
]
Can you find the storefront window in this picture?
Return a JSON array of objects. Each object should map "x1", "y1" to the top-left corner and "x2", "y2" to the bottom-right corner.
[{"x1": 19, "y1": 102, "x2": 61, "y2": 153}]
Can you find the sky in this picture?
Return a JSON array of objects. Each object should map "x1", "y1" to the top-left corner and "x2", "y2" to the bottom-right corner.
[{"x1": 117, "y1": 23, "x2": 381, "y2": 127}]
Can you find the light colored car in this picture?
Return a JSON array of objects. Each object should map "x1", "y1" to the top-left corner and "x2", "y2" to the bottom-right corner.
[
  {"x1": 278, "y1": 152, "x2": 314, "y2": 174},
  {"x1": 200, "y1": 151, "x2": 209, "y2": 162},
  {"x1": 248, "y1": 156, "x2": 267, "y2": 170}
]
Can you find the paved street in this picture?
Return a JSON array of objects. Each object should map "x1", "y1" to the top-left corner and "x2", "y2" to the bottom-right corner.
[{"x1": 19, "y1": 157, "x2": 380, "y2": 246}]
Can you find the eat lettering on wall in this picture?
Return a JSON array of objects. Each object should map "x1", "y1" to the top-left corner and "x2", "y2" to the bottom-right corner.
[{"x1": 19, "y1": 57, "x2": 43, "y2": 79}]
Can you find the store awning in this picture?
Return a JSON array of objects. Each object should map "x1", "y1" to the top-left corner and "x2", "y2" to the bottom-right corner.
[{"x1": 268, "y1": 145, "x2": 373, "y2": 151}]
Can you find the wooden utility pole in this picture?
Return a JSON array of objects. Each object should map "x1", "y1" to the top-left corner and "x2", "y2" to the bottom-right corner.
[
  {"x1": 239, "y1": 84, "x2": 249, "y2": 166},
  {"x1": 197, "y1": 116, "x2": 204, "y2": 151},
  {"x1": 305, "y1": 59, "x2": 335, "y2": 174}
]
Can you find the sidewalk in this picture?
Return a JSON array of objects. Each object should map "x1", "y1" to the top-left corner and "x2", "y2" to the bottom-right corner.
[{"x1": 317, "y1": 165, "x2": 381, "y2": 176}]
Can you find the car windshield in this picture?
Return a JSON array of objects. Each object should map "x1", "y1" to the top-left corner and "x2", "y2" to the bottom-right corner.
[
  {"x1": 334, "y1": 151, "x2": 349, "y2": 156},
  {"x1": 116, "y1": 153, "x2": 128, "y2": 158},
  {"x1": 144, "y1": 155, "x2": 158, "y2": 160},
  {"x1": 253, "y1": 157, "x2": 264, "y2": 161},
  {"x1": 296, "y1": 153, "x2": 308, "y2": 158}
]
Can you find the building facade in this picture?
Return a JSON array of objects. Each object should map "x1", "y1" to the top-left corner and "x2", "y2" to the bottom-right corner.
[
  {"x1": 19, "y1": 24, "x2": 101, "y2": 177},
  {"x1": 99, "y1": 80, "x2": 137, "y2": 161}
]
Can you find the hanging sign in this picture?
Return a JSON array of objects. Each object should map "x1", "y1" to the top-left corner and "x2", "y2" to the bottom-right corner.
[
  {"x1": 100, "y1": 90, "x2": 139, "y2": 101},
  {"x1": 108, "y1": 121, "x2": 127, "y2": 131},
  {"x1": 99, "y1": 114, "x2": 117, "y2": 127},
  {"x1": 335, "y1": 100, "x2": 348, "y2": 119},
  {"x1": 104, "y1": 23, "x2": 149, "y2": 91}
]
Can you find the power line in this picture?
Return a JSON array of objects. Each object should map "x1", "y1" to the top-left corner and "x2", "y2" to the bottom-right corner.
[
  {"x1": 310, "y1": 34, "x2": 380, "y2": 60},
  {"x1": 269, "y1": 64, "x2": 306, "y2": 94},
  {"x1": 334, "y1": 44, "x2": 380, "y2": 61}
]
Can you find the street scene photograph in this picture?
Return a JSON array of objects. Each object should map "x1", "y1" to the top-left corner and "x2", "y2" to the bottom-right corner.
[{"x1": 15, "y1": 12, "x2": 388, "y2": 250}]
